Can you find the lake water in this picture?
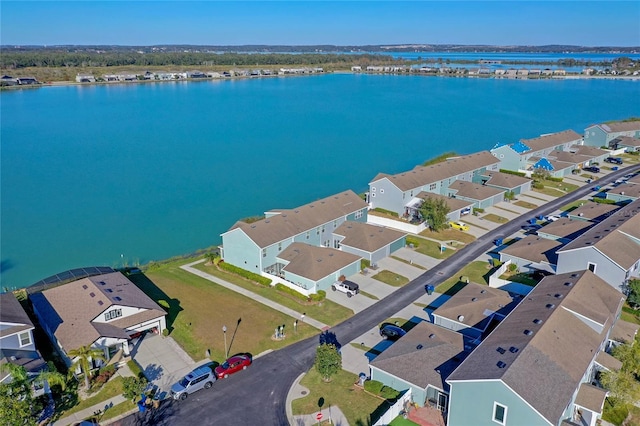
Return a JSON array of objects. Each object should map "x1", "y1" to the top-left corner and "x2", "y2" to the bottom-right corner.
[{"x1": 1, "y1": 74, "x2": 639, "y2": 289}]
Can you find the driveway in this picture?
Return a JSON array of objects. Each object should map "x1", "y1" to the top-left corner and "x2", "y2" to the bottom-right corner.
[{"x1": 130, "y1": 334, "x2": 203, "y2": 399}]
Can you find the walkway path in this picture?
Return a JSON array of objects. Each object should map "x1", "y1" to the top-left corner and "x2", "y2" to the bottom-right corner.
[
  {"x1": 180, "y1": 260, "x2": 329, "y2": 330},
  {"x1": 287, "y1": 373, "x2": 350, "y2": 426}
]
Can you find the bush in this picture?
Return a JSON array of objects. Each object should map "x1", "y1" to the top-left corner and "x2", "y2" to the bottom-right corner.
[
  {"x1": 499, "y1": 169, "x2": 526, "y2": 177},
  {"x1": 405, "y1": 236, "x2": 421, "y2": 248},
  {"x1": 361, "y1": 259, "x2": 371, "y2": 269},
  {"x1": 91, "y1": 365, "x2": 116, "y2": 390},
  {"x1": 547, "y1": 176, "x2": 563, "y2": 182},
  {"x1": 158, "y1": 300, "x2": 170, "y2": 310},
  {"x1": 123, "y1": 376, "x2": 148, "y2": 402},
  {"x1": 309, "y1": 290, "x2": 326, "y2": 302},
  {"x1": 592, "y1": 198, "x2": 617, "y2": 204},
  {"x1": 473, "y1": 207, "x2": 485, "y2": 214},
  {"x1": 380, "y1": 385, "x2": 400, "y2": 400},
  {"x1": 162, "y1": 328, "x2": 169, "y2": 337},
  {"x1": 127, "y1": 359, "x2": 145, "y2": 379},
  {"x1": 491, "y1": 259, "x2": 503, "y2": 268},
  {"x1": 508, "y1": 263, "x2": 518, "y2": 272},
  {"x1": 275, "y1": 283, "x2": 308, "y2": 301},
  {"x1": 218, "y1": 261, "x2": 272, "y2": 286},
  {"x1": 364, "y1": 379, "x2": 384, "y2": 394},
  {"x1": 532, "y1": 182, "x2": 544, "y2": 189}
]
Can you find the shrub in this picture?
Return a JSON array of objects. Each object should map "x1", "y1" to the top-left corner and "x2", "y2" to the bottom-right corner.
[
  {"x1": 91, "y1": 365, "x2": 116, "y2": 389},
  {"x1": 218, "y1": 262, "x2": 272, "y2": 286},
  {"x1": 364, "y1": 379, "x2": 384, "y2": 395},
  {"x1": 499, "y1": 169, "x2": 526, "y2": 177},
  {"x1": 592, "y1": 198, "x2": 617, "y2": 204},
  {"x1": 491, "y1": 259, "x2": 503, "y2": 268},
  {"x1": 532, "y1": 182, "x2": 544, "y2": 189},
  {"x1": 162, "y1": 328, "x2": 169, "y2": 337},
  {"x1": 127, "y1": 359, "x2": 145, "y2": 379},
  {"x1": 380, "y1": 385, "x2": 401, "y2": 400},
  {"x1": 309, "y1": 290, "x2": 326, "y2": 302},
  {"x1": 123, "y1": 376, "x2": 148, "y2": 402},
  {"x1": 275, "y1": 283, "x2": 308, "y2": 301},
  {"x1": 158, "y1": 300, "x2": 170, "y2": 311},
  {"x1": 406, "y1": 236, "x2": 420, "y2": 248},
  {"x1": 473, "y1": 207, "x2": 485, "y2": 214},
  {"x1": 547, "y1": 176, "x2": 563, "y2": 182},
  {"x1": 508, "y1": 263, "x2": 518, "y2": 272},
  {"x1": 361, "y1": 259, "x2": 371, "y2": 269}
]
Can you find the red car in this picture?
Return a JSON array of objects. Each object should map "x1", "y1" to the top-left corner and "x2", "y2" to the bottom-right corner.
[{"x1": 214, "y1": 355, "x2": 252, "y2": 379}]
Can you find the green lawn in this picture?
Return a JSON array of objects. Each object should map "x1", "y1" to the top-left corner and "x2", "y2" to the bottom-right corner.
[
  {"x1": 58, "y1": 377, "x2": 125, "y2": 419},
  {"x1": 419, "y1": 228, "x2": 476, "y2": 245},
  {"x1": 90, "y1": 400, "x2": 137, "y2": 422},
  {"x1": 292, "y1": 368, "x2": 390, "y2": 425},
  {"x1": 602, "y1": 399, "x2": 640, "y2": 426},
  {"x1": 406, "y1": 236, "x2": 455, "y2": 259},
  {"x1": 435, "y1": 261, "x2": 494, "y2": 295},
  {"x1": 498, "y1": 272, "x2": 538, "y2": 286},
  {"x1": 481, "y1": 213, "x2": 509, "y2": 224},
  {"x1": 191, "y1": 261, "x2": 353, "y2": 326},
  {"x1": 620, "y1": 305, "x2": 640, "y2": 325},
  {"x1": 559, "y1": 200, "x2": 588, "y2": 212},
  {"x1": 132, "y1": 258, "x2": 327, "y2": 362},
  {"x1": 514, "y1": 200, "x2": 537, "y2": 209},
  {"x1": 390, "y1": 416, "x2": 420, "y2": 426},
  {"x1": 533, "y1": 186, "x2": 564, "y2": 197},
  {"x1": 372, "y1": 270, "x2": 409, "y2": 287}
]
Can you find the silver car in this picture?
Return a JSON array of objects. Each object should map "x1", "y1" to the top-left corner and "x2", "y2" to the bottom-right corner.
[{"x1": 170, "y1": 366, "x2": 215, "y2": 400}]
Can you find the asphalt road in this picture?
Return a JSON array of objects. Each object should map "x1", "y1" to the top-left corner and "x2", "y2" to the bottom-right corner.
[{"x1": 116, "y1": 163, "x2": 640, "y2": 426}]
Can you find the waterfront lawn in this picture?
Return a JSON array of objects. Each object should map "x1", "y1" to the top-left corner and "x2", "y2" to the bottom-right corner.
[
  {"x1": 372, "y1": 270, "x2": 409, "y2": 287},
  {"x1": 292, "y1": 368, "x2": 389, "y2": 426},
  {"x1": 481, "y1": 213, "x2": 509, "y2": 224},
  {"x1": 407, "y1": 236, "x2": 455, "y2": 259},
  {"x1": 419, "y1": 228, "x2": 476, "y2": 245},
  {"x1": 131, "y1": 258, "x2": 321, "y2": 362},
  {"x1": 435, "y1": 261, "x2": 493, "y2": 295},
  {"x1": 192, "y1": 261, "x2": 353, "y2": 326},
  {"x1": 514, "y1": 200, "x2": 537, "y2": 209}
]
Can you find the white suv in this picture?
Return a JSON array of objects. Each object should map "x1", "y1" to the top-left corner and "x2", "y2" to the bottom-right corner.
[{"x1": 331, "y1": 280, "x2": 359, "y2": 297}]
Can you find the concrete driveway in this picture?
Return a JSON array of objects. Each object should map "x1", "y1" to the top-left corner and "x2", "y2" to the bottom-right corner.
[{"x1": 130, "y1": 333, "x2": 204, "y2": 399}]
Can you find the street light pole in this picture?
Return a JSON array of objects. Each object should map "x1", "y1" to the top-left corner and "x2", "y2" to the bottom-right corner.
[{"x1": 222, "y1": 325, "x2": 228, "y2": 359}]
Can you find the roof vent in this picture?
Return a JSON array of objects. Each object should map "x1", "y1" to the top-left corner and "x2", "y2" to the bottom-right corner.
[
  {"x1": 265, "y1": 220, "x2": 270, "y2": 223},
  {"x1": 82, "y1": 284, "x2": 88, "y2": 290},
  {"x1": 570, "y1": 274, "x2": 578, "y2": 277},
  {"x1": 99, "y1": 281, "x2": 106, "y2": 285},
  {"x1": 524, "y1": 330, "x2": 533, "y2": 336},
  {"x1": 497, "y1": 361, "x2": 507, "y2": 369},
  {"x1": 417, "y1": 344, "x2": 423, "y2": 350},
  {"x1": 546, "y1": 304, "x2": 555, "y2": 309},
  {"x1": 114, "y1": 296, "x2": 122, "y2": 301},
  {"x1": 429, "y1": 334, "x2": 436, "y2": 339},
  {"x1": 497, "y1": 347, "x2": 506, "y2": 354},
  {"x1": 458, "y1": 315, "x2": 465, "y2": 322},
  {"x1": 554, "y1": 293, "x2": 563, "y2": 299},
  {"x1": 98, "y1": 300, "x2": 104, "y2": 306},
  {"x1": 533, "y1": 319, "x2": 543, "y2": 325},
  {"x1": 564, "y1": 282, "x2": 573, "y2": 287},
  {"x1": 106, "y1": 289, "x2": 113, "y2": 293},
  {"x1": 472, "y1": 298, "x2": 477, "y2": 302},
  {"x1": 509, "y1": 346, "x2": 519, "y2": 353},
  {"x1": 89, "y1": 292, "x2": 95, "y2": 297},
  {"x1": 480, "y1": 290, "x2": 486, "y2": 294}
]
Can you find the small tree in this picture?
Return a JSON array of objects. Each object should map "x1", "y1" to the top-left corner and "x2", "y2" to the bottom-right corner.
[
  {"x1": 532, "y1": 168, "x2": 551, "y2": 182},
  {"x1": 419, "y1": 197, "x2": 450, "y2": 232},
  {"x1": 315, "y1": 344, "x2": 341, "y2": 382},
  {"x1": 123, "y1": 376, "x2": 148, "y2": 402},
  {"x1": 67, "y1": 345, "x2": 106, "y2": 389},
  {"x1": 504, "y1": 191, "x2": 515, "y2": 202},
  {"x1": 627, "y1": 279, "x2": 640, "y2": 309}
]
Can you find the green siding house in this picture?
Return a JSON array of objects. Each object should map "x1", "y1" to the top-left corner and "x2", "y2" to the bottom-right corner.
[{"x1": 584, "y1": 120, "x2": 640, "y2": 148}]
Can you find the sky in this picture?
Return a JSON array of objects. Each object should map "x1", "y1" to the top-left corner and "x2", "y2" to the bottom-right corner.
[{"x1": 1, "y1": 1, "x2": 639, "y2": 47}]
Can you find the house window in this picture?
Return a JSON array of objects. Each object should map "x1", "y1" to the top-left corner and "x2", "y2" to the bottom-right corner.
[
  {"x1": 262, "y1": 248, "x2": 267, "y2": 257},
  {"x1": 104, "y1": 309, "x2": 122, "y2": 321},
  {"x1": 355, "y1": 210, "x2": 363, "y2": 219},
  {"x1": 493, "y1": 402, "x2": 507, "y2": 425},
  {"x1": 333, "y1": 220, "x2": 337, "y2": 228},
  {"x1": 410, "y1": 190, "x2": 414, "y2": 197},
  {"x1": 429, "y1": 183, "x2": 437, "y2": 190},
  {"x1": 316, "y1": 227, "x2": 320, "y2": 235},
  {"x1": 588, "y1": 262, "x2": 597, "y2": 273},
  {"x1": 380, "y1": 189, "x2": 384, "y2": 194},
  {"x1": 278, "y1": 242, "x2": 282, "y2": 251},
  {"x1": 19, "y1": 331, "x2": 31, "y2": 347},
  {"x1": 371, "y1": 186, "x2": 376, "y2": 192},
  {"x1": 306, "y1": 231, "x2": 310, "y2": 239}
]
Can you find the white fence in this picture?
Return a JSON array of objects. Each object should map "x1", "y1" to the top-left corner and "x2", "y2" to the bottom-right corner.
[
  {"x1": 373, "y1": 389, "x2": 413, "y2": 426},
  {"x1": 488, "y1": 260, "x2": 533, "y2": 296},
  {"x1": 367, "y1": 215, "x2": 428, "y2": 234},
  {"x1": 261, "y1": 271, "x2": 313, "y2": 297}
]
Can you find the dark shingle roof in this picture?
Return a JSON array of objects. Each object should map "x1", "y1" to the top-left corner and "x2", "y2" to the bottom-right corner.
[{"x1": 0, "y1": 293, "x2": 34, "y2": 338}]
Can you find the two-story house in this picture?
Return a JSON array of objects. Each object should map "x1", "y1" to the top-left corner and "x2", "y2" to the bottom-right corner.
[
  {"x1": 447, "y1": 271, "x2": 625, "y2": 426},
  {"x1": 584, "y1": 120, "x2": 640, "y2": 148}
]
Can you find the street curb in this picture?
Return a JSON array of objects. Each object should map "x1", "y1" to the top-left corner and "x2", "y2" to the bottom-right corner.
[{"x1": 285, "y1": 372, "x2": 307, "y2": 426}]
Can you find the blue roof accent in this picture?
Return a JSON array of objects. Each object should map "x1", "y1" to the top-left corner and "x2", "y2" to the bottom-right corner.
[
  {"x1": 511, "y1": 141, "x2": 532, "y2": 154},
  {"x1": 533, "y1": 158, "x2": 555, "y2": 171}
]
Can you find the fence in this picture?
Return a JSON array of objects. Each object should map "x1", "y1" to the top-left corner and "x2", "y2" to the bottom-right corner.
[
  {"x1": 373, "y1": 389, "x2": 413, "y2": 426},
  {"x1": 488, "y1": 260, "x2": 533, "y2": 296},
  {"x1": 367, "y1": 215, "x2": 428, "y2": 234}
]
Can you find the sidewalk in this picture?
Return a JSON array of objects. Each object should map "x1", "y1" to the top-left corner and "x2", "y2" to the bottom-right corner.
[
  {"x1": 180, "y1": 259, "x2": 329, "y2": 330},
  {"x1": 286, "y1": 373, "x2": 350, "y2": 426}
]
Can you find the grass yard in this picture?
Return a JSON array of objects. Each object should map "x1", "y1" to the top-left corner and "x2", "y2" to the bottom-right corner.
[
  {"x1": 481, "y1": 213, "x2": 509, "y2": 224},
  {"x1": 419, "y1": 228, "x2": 476, "y2": 245},
  {"x1": 406, "y1": 236, "x2": 455, "y2": 259},
  {"x1": 91, "y1": 400, "x2": 137, "y2": 422},
  {"x1": 559, "y1": 199, "x2": 588, "y2": 212},
  {"x1": 533, "y1": 186, "x2": 565, "y2": 197},
  {"x1": 602, "y1": 400, "x2": 640, "y2": 426},
  {"x1": 390, "y1": 416, "x2": 420, "y2": 426},
  {"x1": 513, "y1": 200, "x2": 537, "y2": 209},
  {"x1": 620, "y1": 305, "x2": 640, "y2": 325},
  {"x1": 192, "y1": 261, "x2": 353, "y2": 326},
  {"x1": 372, "y1": 270, "x2": 409, "y2": 287},
  {"x1": 58, "y1": 377, "x2": 125, "y2": 419},
  {"x1": 498, "y1": 272, "x2": 538, "y2": 286},
  {"x1": 435, "y1": 261, "x2": 494, "y2": 295},
  {"x1": 131, "y1": 258, "x2": 324, "y2": 362},
  {"x1": 292, "y1": 368, "x2": 391, "y2": 425},
  {"x1": 359, "y1": 290, "x2": 380, "y2": 300}
]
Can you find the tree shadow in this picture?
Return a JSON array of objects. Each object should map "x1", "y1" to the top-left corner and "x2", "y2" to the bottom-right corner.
[
  {"x1": 128, "y1": 273, "x2": 183, "y2": 332},
  {"x1": 143, "y1": 363, "x2": 164, "y2": 382}
]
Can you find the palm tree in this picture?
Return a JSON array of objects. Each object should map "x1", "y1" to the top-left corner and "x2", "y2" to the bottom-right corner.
[
  {"x1": 0, "y1": 363, "x2": 29, "y2": 394},
  {"x1": 36, "y1": 369, "x2": 67, "y2": 391},
  {"x1": 67, "y1": 345, "x2": 106, "y2": 389}
]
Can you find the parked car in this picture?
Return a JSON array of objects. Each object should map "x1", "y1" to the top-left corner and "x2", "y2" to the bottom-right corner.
[
  {"x1": 448, "y1": 221, "x2": 470, "y2": 231},
  {"x1": 331, "y1": 280, "x2": 360, "y2": 297},
  {"x1": 604, "y1": 157, "x2": 623, "y2": 165},
  {"x1": 545, "y1": 215, "x2": 560, "y2": 222},
  {"x1": 592, "y1": 186, "x2": 602, "y2": 191},
  {"x1": 521, "y1": 224, "x2": 542, "y2": 234},
  {"x1": 380, "y1": 324, "x2": 407, "y2": 341},
  {"x1": 584, "y1": 166, "x2": 600, "y2": 173},
  {"x1": 171, "y1": 365, "x2": 215, "y2": 400},
  {"x1": 214, "y1": 355, "x2": 252, "y2": 379}
]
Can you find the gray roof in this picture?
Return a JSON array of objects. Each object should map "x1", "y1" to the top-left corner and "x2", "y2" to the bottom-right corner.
[
  {"x1": 607, "y1": 183, "x2": 640, "y2": 199},
  {"x1": 370, "y1": 151, "x2": 499, "y2": 192},
  {"x1": 548, "y1": 150, "x2": 597, "y2": 165},
  {"x1": 628, "y1": 174, "x2": 640, "y2": 185},
  {"x1": 610, "y1": 319, "x2": 640, "y2": 344},
  {"x1": 448, "y1": 271, "x2": 624, "y2": 425},
  {"x1": 333, "y1": 222, "x2": 406, "y2": 253},
  {"x1": 520, "y1": 130, "x2": 582, "y2": 153},
  {"x1": 0, "y1": 292, "x2": 34, "y2": 338},
  {"x1": 500, "y1": 236, "x2": 563, "y2": 265},
  {"x1": 277, "y1": 243, "x2": 360, "y2": 281},
  {"x1": 575, "y1": 383, "x2": 608, "y2": 413},
  {"x1": 224, "y1": 190, "x2": 368, "y2": 248},
  {"x1": 482, "y1": 171, "x2": 531, "y2": 190},
  {"x1": 370, "y1": 321, "x2": 466, "y2": 392},
  {"x1": 568, "y1": 201, "x2": 620, "y2": 222},
  {"x1": 570, "y1": 145, "x2": 608, "y2": 157},
  {"x1": 558, "y1": 199, "x2": 640, "y2": 269},
  {"x1": 415, "y1": 192, "x2": 474, "y2": 212},
  {"x1": 433, "y1": 283, "x2": 517, "y2": 333},
  {"x1": 537, "y1": 218, "x2": 593, "y2": 240},
  {"x1": 29, "y1": 272, "x2": 165, "y2": 351},
  {"x1": 597, "y1": 120, "x2": 640, "y2": 133},
  {"x1": 447, "y1": 180, "x2": 504, "y2": 201},
  {"x1": 595, "y1": 351, "x2": 622, "y2": 372},
  {"x1": 612, "y1": 136, "x2": 640, "y2": 147}
]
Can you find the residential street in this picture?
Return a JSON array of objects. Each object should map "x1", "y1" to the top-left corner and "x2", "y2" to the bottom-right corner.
[{"x1": 113, "y1": 164, "x2": 640, "y2": 426}]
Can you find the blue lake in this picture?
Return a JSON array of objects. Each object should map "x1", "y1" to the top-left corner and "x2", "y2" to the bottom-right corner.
[{"x1": 1, "y1": 74, "x2": 639, "y2": 289}]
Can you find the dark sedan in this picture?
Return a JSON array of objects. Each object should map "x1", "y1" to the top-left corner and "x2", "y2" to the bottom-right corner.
[{"x1": 379, "y1": 324, "x2": 407, "y2": 341}]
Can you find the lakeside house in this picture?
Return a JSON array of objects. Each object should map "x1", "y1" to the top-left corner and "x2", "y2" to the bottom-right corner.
[
  {"x1": 556, "y1": 199, "x2": 640, "y2": 292},
  {"x1": 29, "y1": 272, "x2": 166, "y2": 372},
  {"x1": 75, "y1": 73, "x2": 96, "y2": 83},
  {"x1": 584, "y1": 120, "x2": 640, "y2": 148},
  {"x1": 220, "y1": 190, "x2": 370, "y2": 296},
  {"x1": 446, "y1": 270, "x2": 625, "y2": 426}
]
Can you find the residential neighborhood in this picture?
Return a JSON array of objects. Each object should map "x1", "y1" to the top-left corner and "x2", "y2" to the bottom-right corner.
[{"x1": 2, "y1": 118, "x2": 640, "y2": 426}]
